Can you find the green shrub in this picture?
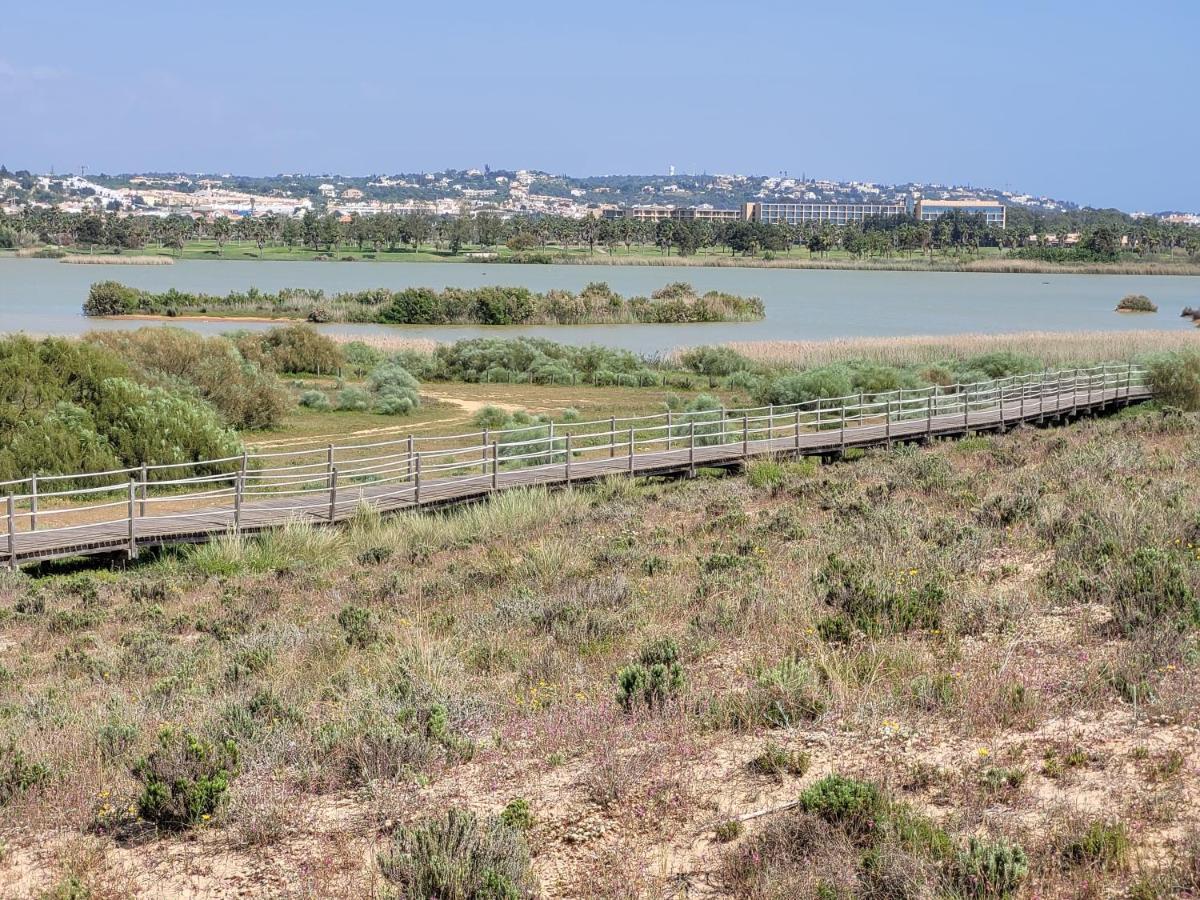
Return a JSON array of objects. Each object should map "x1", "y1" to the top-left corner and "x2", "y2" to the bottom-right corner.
[
  {"x1": 83, "y1": 280, "x2": 143, "y2": 315},
  {"x1": 337, "y1": 386, "x2": 372, "y2": 412},
  {"x1": 236, "y1": 323, "x2": 344, "y2": 374},
  {"x1": 1108, "y1": 547, "x2": 1197, "y2": 636},
  {"x1": 959, "y1": 351, "x2": 1042, "y2": 379},
  {"x1": 746, "y1": 458, "x2": 785, "y2": 491},
  {"x1": 1059, "y1": 820, "x2": 1130, "y2": 871},
  {"x1": 336, "y1": 605, "x2": 379, "y2": 648},
  {"x1": 754, "y1": 655, "x2": 827, "y2": 726},
  {"x1": 679, "y1": 345, "x2": 753, "y2": 377},
  {"x1": 378, "y1": 807, "x2": 536, "y2": 899},
  {"x1": 132, "y1": 727, "x2": 239, "y2": 829},
  {"x1": 617, "y1": 637, "x2": 685, "y2": 711},
  {"x1": 1116, "y1": 294, "x2": 1157, "y2": 312},
  {"x1": 367, "y1": 363, "x2": 421, "y2": 416},
  {"x1": 798, "y1": 775, "x2": 886, "y2": 839},
  {"x1": 758, "y1": 366, "x2": 854, "y2": 406},
  {"x1": 816, "y1": 554, "x2": 947, "y2": 635},
  {"x1": 87, "y1": 328, "x2": 289, "y2": 429},
  {"x1": 499, "y1": 797, "x2": 534, "y2": 830},
  {"x1": 714, "y1": 818, "x2": 744, "y2": 842},
  {"x1": 92, "y1": 377, "x2": 242, "y2": 470},
  {"x1": 953, "y1": 836, "x2": 1029, "y2": 897},
  {"x1": 299, "y1": 389, "x2": 332, "y2": 411},
  {"x1": 0, "y1": 741, "x2": 50, "y2": 806},
  {"x1": 1147, "y1": 350, "x2": 1200, "y2": 411}
]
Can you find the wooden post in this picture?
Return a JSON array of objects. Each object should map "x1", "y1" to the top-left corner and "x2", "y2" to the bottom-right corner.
[
  {"x1": 547, "y1": 421, "x2": 555, "y2": 466},
  {"x1": 414, "y1": 454, "x2": 422, "y2": 504},
  {"x1": 666, "y1": 410, "x2": 673, "y2": 451},
  {"x1": 628, "y1": 428, "x2": 635, "y2": 474},
  {"x1": 720, "y1": 406, "x2": 727, "y2": 444},
  {"x1": 794, "y1": 408, "x2": 801, "y2": 450},
  {"x1": 406, "y1": 435, "x2": 414, "y2": 479},
  {"x1": 885, "y1": 398, "x2": 892, "y2": 448},
  {"x1": 127, "y1": 478, "x2": 138, "y2": 560},
  {"x1": 688, "y1": 422, "x2": 696, "y2": 476},
  {"x1": 491, "y1": 441, "x2": 499, "y2": 490},
  {"x1": 964, "y1": 386, "x2": 970, "y2": 430},
  {"x1": 858, "y1": 393, "x2": 864, "y2": 427},
  {"x1": 139, "y1": 463, "x2": 148, "y2": 518},
  {"x1": 564, "y1": 433, "x2": 572, "y2": 487},
  {"x1": 482, "y1": 428, "x2": 489, "y2": 474},
  {"x1": 928, "y1": 387, "x2": 935, "y2": 439},
  {"x1": 767, "y1": 404, "x2": 774, "y2": 442},
  {"x1": 1126, "y1": 362, "x2": 1132, "y2": 400},
  {"x1": 5, "y1": 495, "x2": 14, "y2": 571},
  {"x1": 609, "y1": 417, "x2": 616, "y2": 458},
  {"x1": 742, "y1": 415, "x2": 749, "y2": 457},
  {"x1": 29, "y1": 475, "x2": 37, "y2": 532},
  {"x1": 328, "y1": 466, "x2": 338, "y2": 521},
  {"x1": 234, "y1": 469, "x2": 244, "y2": 534}
]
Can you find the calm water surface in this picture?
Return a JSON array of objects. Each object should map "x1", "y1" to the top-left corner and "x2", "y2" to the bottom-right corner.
[{"x1": 1, "y1": 258, "x2": 1196, "y2": 353}]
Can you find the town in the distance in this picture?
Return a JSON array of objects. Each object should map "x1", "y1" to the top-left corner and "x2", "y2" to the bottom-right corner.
[{"x1": 4, "y1": 165, "x2": 1199, "y2": 262}]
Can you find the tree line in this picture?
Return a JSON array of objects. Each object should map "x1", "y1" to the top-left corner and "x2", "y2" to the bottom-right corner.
[{"x1": 2, "y1": 204, "x2": 1197, "y2": 261}]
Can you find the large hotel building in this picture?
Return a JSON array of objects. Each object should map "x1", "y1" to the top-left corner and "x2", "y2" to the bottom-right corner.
[{"x1": 603, "y1": 197, "x2": 1006, "y2": 228}]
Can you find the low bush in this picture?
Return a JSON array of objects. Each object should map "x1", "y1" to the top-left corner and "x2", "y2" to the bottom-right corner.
[
  {"x1": 87, "y1": 328, "x2": 289, "y2": 429},
  {"x1": 953, "y1": 837, "x2": 1029, "y2": 898},
  {"x1": 816, "y1": 554, "x2": 947, "y2": 635},
  {"x1": 298, "y1": 389, "x2": 331, "y2": 411},
  {"x1": 1116, "y1": 294, "x2": 1157, "y2": 312},
  {"x1": 337, "y1": 386, "x2": 372, "y2": 412},
  {"x1": 748, "y1": 743, "x2": 811, "y2": 778},
  {"x1": 499, "y1": 797, "x2": 534, "y2": 830},
  {"x1": 1059, "y1": 819, "x2": 1130, "y2": 871},
  {"x1": 336, "y1": 605, "x2": 379, "y2": 648},
  {"x1": 1147, "y1": 349, "x2": 1200, "y2": 410},
  {"x1": 378, "y1": 807, "x2": 537, "y2": 898},
  {"x1": 133, "y1": 727, "x2": 239, "y2": 829},
  {"x1": 0, "y1": 741, "x2": 50, "y2": 806},
  {"x1": 798, "y1": 775, "x2": 886, "y2": 839},
  {"x1": 617, "y1": 636, "x2": 685, "y2": 711},
  {"x1": 234, "y1": 324, "x2": 344, "y2": 375},
  {"x1": 367, "y1": 363, "x2": 421, "y2": 416}
]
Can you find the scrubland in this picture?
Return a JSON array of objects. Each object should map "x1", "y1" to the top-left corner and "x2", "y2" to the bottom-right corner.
[{"x1": 1, "y1": 401, "x2": 1198, "y2": 898}]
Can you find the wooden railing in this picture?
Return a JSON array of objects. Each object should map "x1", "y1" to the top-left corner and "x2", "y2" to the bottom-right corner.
[{"x1": 1, "y1": 364, "x2": 1150, "y2": 568}]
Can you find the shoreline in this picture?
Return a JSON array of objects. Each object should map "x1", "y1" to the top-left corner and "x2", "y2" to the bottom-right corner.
[
  {"x1": 102, "y1": 313, "x2": 302, "y2": 323},
  {"x1": 7, "y1": 249, "x2": 1199, "y2": 276}
]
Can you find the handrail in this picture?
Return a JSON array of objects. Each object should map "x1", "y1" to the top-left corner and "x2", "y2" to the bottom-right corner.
[{"x1": 1, "y1": 363, "x2": 1150, "y2": 568}]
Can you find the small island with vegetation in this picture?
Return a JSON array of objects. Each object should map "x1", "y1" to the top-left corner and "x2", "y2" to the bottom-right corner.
[
  {"x1": 1115, "y1": 293, "x2": 1158, "y2": 313},
  {"x1": 82, "y1": 280, "x2": 764, "y2": 325}
]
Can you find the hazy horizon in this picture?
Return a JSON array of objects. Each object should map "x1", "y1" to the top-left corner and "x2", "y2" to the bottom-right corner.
[{"x1": 3, "y1": 0, "x2": 1197, "y2": 211}]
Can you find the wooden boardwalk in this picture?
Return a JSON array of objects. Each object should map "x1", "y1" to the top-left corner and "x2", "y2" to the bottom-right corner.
[{"x1": 2, "y1": 365, "x2": 1151, "y2": 569}]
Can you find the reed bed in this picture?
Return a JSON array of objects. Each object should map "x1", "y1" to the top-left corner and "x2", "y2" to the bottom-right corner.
[
  {"x1": 60, "y1": 255, "x2": 173, "y2": 265},
  {"x1": 328, "y1": 333, "x2": 442, "y2": 354},
  {"x1": 714, "y1": 329, "x2": 1200, "y2": 369}
]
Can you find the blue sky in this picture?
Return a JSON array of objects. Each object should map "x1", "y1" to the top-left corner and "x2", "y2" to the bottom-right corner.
[{"x1": 2, "y1": 0, "x2": 1196, "y2": 211}]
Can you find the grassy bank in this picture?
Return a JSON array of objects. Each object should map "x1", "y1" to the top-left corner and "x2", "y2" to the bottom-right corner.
[
  {"x1": 82, "y1": 280, "x2": 765, "y2": 325},
  {"x1": 1, "y1": 406, "x2": 1198, "y2": 897}
]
